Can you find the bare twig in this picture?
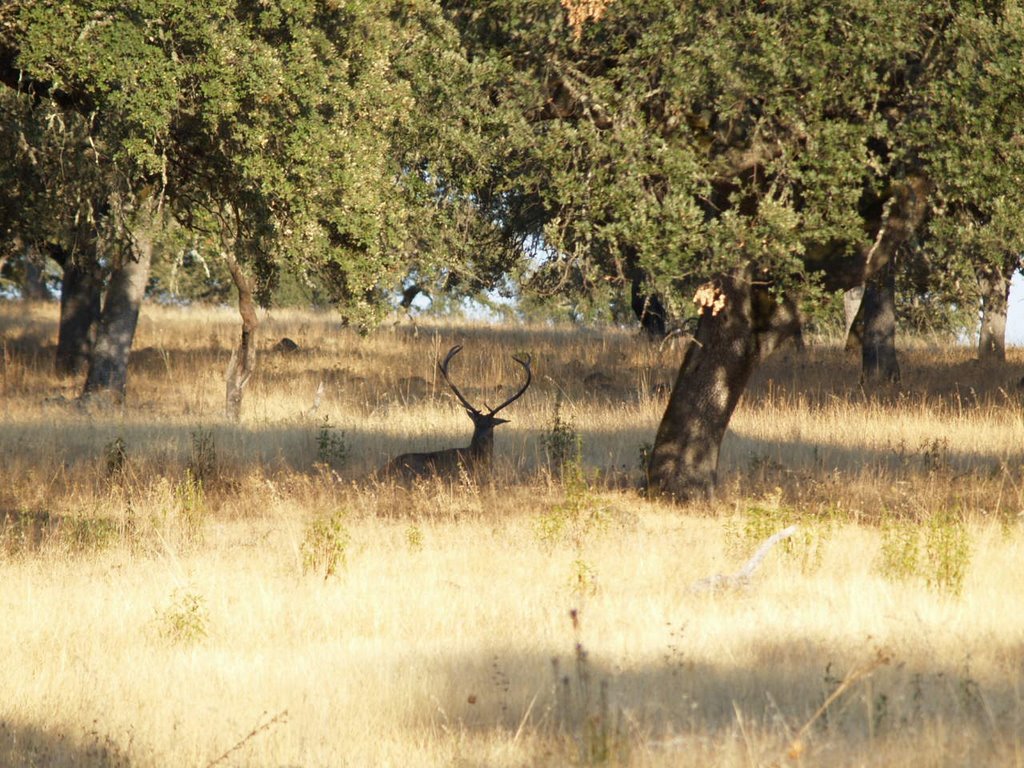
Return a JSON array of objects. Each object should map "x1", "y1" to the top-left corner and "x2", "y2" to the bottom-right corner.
[
  {"x1": 784, "y1": 650, "x2": 891, "y2": 761},
  {"x1": 205, "y1": 709, "x2": 288, "y2": 768}
]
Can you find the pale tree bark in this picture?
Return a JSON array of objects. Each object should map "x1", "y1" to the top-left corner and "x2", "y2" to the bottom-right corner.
[
  {"x1": 977, "y1": 267, "x2": 1010, "y2": 362},
  {"x1": 224, "y1": 249, "x2": 258, "y2": 422},
  {"x1": 843, "y1": 286, "x2": 864, "y2": 351},
  {"x1": 647, "y1": 268, "x2": 802, "y2": 501}
]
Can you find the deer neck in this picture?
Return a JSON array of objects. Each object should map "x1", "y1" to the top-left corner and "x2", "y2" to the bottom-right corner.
[{"x1": 467, "y1": 427, "x2": 495, "y2": 460}]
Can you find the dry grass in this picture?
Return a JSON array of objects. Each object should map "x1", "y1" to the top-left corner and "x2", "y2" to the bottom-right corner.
[{"x1": 1, "y1": 300, "x2": 1024, "y2": 767}]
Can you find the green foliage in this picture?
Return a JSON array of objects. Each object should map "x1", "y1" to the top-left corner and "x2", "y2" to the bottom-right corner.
[
  {"x1": 63, "y1": 516, "x2": 121, "y2": 553},
  {"x1": 726, "y1": 490, "x2": 832, "y2": 575},
  {"x1": 542, "y1": 399, "x2": 581, "y2": 476},
  {"x1": 302, "y1": 509, "x2": 350, "y2": 580},
  {"x1": 6, "y1": 0, "x2": 1024, "y2": 327},
  {"x1": 153, "y1": 589, "x2": 209, "y2": 645},
  {"x1": 877, "y1": 511, "x2": 972, "y2": 596},
  {"x1": 315, "y1": 417, "x2": 349, "y2": 468},
  {"x1": 3, "y1": 0, "x2": 511, "y2": 324},
  {"x1": 187, "y1": 429, "x2": 218, "y2": 487},
  {"x1": 536, "y1": 455, "x2": 610, "y2": 552},
  {"x1": 878, "y1": 519, "x2": 921, "y2": 583},
  {"x1": 405, "y1": 524, "x2": 424, "y2": 553},
  {"x1": 173, "y1": 469, "x2": 206, "y2": 546},
  {"x1": 104, "y1": 436, "x2": 128, "y2": 478},
  {"x1": 925, "y1": 511, "x2": 972, "y2": 597}
]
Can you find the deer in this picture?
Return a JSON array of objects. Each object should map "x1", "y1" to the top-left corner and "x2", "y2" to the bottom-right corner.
[{"x1": 379, "y1": 345, "x2": 532, "y2": 481}]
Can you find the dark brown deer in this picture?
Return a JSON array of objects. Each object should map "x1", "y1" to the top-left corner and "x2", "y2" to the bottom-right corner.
[{"x1": 380, "y1": 345, "x2": 532, "y2": 480}]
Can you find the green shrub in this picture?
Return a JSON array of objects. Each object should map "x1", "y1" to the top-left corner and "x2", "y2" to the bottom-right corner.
[{"x1": 302, "y1": 509, "x2": 350, "y2": 579}]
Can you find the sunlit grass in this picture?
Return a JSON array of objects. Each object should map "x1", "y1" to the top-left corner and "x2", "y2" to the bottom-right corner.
[{"x1": 1, "y1": 300, "x2": 1023, "y2": 766}]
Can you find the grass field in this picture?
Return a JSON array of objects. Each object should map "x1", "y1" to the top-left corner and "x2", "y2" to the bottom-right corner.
[{"x1": 1, "y1": 301, "x2": 1023, "y2": 767}]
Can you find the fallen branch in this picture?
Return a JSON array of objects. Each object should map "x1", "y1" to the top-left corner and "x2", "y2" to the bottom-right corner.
[{"x1": 689, "y1": 524, "x2": 799, "y2": 593}]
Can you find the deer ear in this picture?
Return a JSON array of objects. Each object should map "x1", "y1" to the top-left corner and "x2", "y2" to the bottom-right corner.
[{"x1": 492, "y1": 416, "x2": 510, "y2": 425}]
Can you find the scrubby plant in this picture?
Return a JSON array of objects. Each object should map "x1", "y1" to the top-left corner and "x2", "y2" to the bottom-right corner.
[
  {"x1": 536, "y1": 454, "x2": 613, "y2": 598},
  {"x1": 405, "y1": 524, "x2": 424, "y2": 553},
  {"x1": 542, "y1": 398, "x2": 580, "y2": 476},
  {"x1": 726, "y1": 489, "x2": 832, "y2": 574},
  {"x1": 925, "y1": 509, "x2": 971, "y2": 596},
  {"x1": 535, "y1": 454, "x2": 610, "y2": 551},
  {"x1": 104, "y1": 436, "x2": 128, "y2": 479},
  {"x1": 878, "y1": 517, "x2": 921, "y2": 582},
  {"x1": 187, "y1": 428, "x2": 218, "y2": 486},
  {"x1": 315, "y1": 416, "x2": 349, "y2": 468},
  {"x1": 153, "y1": 589, "x2": 209, "y2": 644},
  {"x1": 302, "y1": 509, "x2": 350, "y2": 579},
  {"x1": 877, "y1": 509, "x2": 972, "y2": 596},
  {"x1": 174, "y1": 469, "x2": 206, "y2": 546}
]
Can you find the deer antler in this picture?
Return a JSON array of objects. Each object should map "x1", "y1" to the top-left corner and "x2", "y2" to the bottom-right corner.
[
  {"x1": 488, "y1": 353, "x2": 532, "y2": 415},
  {"x1": 438, "y1": 345, "x2": 479, "y2": 414},
  {"x1": 438, "y1": 346, "x2": 533, "y2": 416}
]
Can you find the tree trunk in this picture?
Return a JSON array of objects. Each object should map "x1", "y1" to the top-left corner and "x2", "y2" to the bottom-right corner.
[
  {"x1": 859, "y1": 260, "x2": 900, "y2": 384},
  {"x1": 22, "y1": 247, "x2": 51, "y2": 300},
  {"x1": 630, "y1": 272, "x2": 667, "y2": 340},
  {"x1": 55, "y1": 250, "x2": 103, "y2": 377},
  {"x1": 82, "y1": 219, "x2": 154, "y2": 403},
  {"x1": 224, "y1": 251, "x2": 258, "y2": 422},
  {"x1": 977, "y1": 268, "x2": 1009, "y2": 362},
  {"x1": 647, "y1": 268, "x2": 801, "y2": 502},
  {"x1": 843, "y1": 286, "x2": 864, "y2": 352}
]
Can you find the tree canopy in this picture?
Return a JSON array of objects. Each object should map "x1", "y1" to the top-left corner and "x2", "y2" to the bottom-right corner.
[{"x1": 1, "y1": 0, "x2": 515, "y2": 322}]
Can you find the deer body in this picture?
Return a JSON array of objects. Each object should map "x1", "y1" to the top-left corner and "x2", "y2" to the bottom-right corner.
[{"x1": 380, "y1": 347, "x2": 530, "y2": 481}]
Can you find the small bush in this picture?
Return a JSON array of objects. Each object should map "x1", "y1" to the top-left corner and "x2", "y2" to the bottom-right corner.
[
  {"x1": 405, "y1": 524, "x2": 424, "y2": 553},
  {"x1": 535, "y1": 455, "x2": 610, "y2": 551},
  {"x1": 876, "y1": 509, "x2": 972, "y2": 596},
  {"x1": 64, "y1": 516, "x2": 121, "y2": 553},
  {"x1": 174, "y1": 469, "x2": 206, "y2": 546},
  {"x1": 316, "y1": 416, "x2": 349, "y2": 468},
  {"x1": 925, "y1": 510, "x2": 971, "y2": 596},
  {"x1": 153, "y1": 589, "x2": 209, "y2": 644},
  {"x1": 542, "y1": 399, "x2": 580, "y2": 476},
  {"x1": 104, "y1": 436, "x2": 128, "y2": 479},
  {"x1": 187, "y1": 428, "x2": 218, "y2": 486},
  {"x1": 725, "y1": 489, "x2": 831, "y2": 574},
  {"x1": 302, "y1": 509, "x2": 350, "y2": 579},
  {"x1": 878, "y1": 518, "x2": 921, "y2": 582}
]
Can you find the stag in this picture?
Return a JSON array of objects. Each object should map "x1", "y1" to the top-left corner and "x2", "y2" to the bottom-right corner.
[{"x1": 380, "y1": 345, "x2": 532, "y2": 480}]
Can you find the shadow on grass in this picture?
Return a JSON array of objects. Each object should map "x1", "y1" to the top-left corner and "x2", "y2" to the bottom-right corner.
[
  {"x1": 0, "y1": 720, "x2": 132, "y2": 768},
  {"x1": 424, "y1": 634, "x2": 1024, "y2": 765},
  {"x1": 0, "y1": 413, "x2": 1021, "y2": 495}
]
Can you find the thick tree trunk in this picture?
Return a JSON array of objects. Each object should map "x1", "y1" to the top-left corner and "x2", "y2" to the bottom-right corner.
[
  {"x1": 977, "y1": 268, "x2": 1009, "y2": 362},
  {"x1": 224, "y1": 251, "x2": 258, "y2": 422},
  {"x1": 82, "y1": 219, "x2": 154, "y2": 403},
  {"x1": 647, "y1": 268, "x2": 801, "y2": 502},
  {"x1": 55, "y1": 252, "x2": 103, "y2": 377},
  {"x1": 859, "y1": 260, "x2": 900, "y2": 384}
]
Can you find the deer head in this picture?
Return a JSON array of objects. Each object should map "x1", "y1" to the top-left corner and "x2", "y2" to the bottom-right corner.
[{"x1": 438, "y1": 345, "x2": 532, "y2": 459}]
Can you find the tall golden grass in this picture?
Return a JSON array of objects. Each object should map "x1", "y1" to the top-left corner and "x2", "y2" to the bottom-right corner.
[{"x1": 1, "y1": 300, "x2": 1023, "y2": 767}]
